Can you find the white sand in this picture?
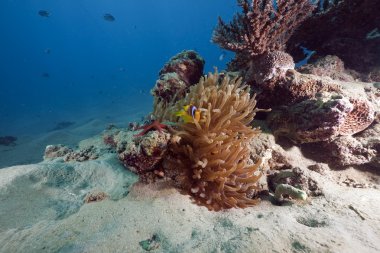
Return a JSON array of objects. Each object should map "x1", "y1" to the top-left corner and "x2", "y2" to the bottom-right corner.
[{"x1": 0, "y1": 145, "x2": 379, "y2": 253}]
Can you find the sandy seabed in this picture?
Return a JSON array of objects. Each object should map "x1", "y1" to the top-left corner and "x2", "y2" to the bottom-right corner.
[{"x1": 0, "y1": 122, "x2": 379, "y2": 253}]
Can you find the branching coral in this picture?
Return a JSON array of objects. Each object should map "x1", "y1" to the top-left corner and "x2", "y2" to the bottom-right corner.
[
  {"x1": 161, "y1": 72, "x2": 263, "y2": 211},
  {"x1": 212, "y1": 0, "x2": 315, "y2": 70}
]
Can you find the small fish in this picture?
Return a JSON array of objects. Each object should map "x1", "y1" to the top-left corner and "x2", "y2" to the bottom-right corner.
[
  {"x1": 38, "y1": 10, "x2": 50, "y2": 17},
  {"x1": 103, "y1": 13, "x2": 115, "y2": 22},
  {"x1": 44, "y1": 48, "x2": 51, "y2": 54},
  {"x1": 219, "y1": 51, "x2": 226, "y2": 61},
  {"x1": 175, "y1": 104, "x2": 201, "y2": 123}
]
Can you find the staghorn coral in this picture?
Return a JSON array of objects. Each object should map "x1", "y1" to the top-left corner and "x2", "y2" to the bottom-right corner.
[
  {"x1": 212, "y1": 0, "x2": 315, "y2": 70},
  {"x1": 162, "y1": 72, "x2": 263, "y2": 211}
]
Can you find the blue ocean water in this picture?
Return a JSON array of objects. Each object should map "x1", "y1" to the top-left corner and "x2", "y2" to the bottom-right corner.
[{"x1": 0, "y1": 0, "x2": 238, "y2": 137}]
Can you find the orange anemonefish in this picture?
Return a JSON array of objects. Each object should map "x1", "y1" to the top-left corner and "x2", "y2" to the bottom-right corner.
[{"x1": 175, "y1": 104, "x2": 201, "y2": 123}]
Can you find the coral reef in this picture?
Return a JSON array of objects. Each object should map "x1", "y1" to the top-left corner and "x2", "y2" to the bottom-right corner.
[
  {"x1": 246, "y1": 51, "x2": 295, "y2": 84},
  {"x1": 254, "y1": 70, "x2": 342, "y2": 109},
  {"x1": 162, "y1": 72, "x2": 263, "y2": 211},
  {"x1": 212, "y1": 0, "x2": 315, "y2": 71},
  {"x1": 116, "y1": 130, "x2": 171, "y2": 175},
  {"x1": 268, "y1": 92, "x2": 375, "y2": 143},
  {"x1": 321, "y1": 116, "x2": 380, "y2": 168},
  {"x1": 288, "y1": 0, "x2": 380, "y2": 81},
  {"x1": 298, "y1": 55, "x2": 355, "y2": 82},
  {"x1": 64, "y1": 145, "x2": 99, "y2": 162},
  {"x1": 44, "y1": 144, "x2": 72, "y2": 159},
  {"x1": 323, "y1": 136, "x2": 377, "y2": 167},
  {"x1": 151, "y1": 50, "x2": 204, "y2": 103}
]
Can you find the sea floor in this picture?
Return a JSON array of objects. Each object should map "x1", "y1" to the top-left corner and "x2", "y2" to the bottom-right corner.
[
  {"x1": 0, "y1": 119, "x2": 379, "y2": 253},
  {"x1": 0, "y1": 93, "x2": 151, "y2": 168}
]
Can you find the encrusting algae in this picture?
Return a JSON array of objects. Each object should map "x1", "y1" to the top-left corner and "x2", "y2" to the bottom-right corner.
[{"x1": 155, "y1": 71, "x2": 264, "y2": 211}]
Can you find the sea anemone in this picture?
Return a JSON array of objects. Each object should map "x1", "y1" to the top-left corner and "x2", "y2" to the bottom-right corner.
[{"x1": 160, "y1": 71, "x2": 263, "y2": 211}]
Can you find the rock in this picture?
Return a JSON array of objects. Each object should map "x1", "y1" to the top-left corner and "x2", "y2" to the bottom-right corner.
[
  {"x1": 298, "y1": 55, "x2": 355, "y2": 82},
  {"x1": 151, "y1": 50, "x2": 205, "y2": 103},
  {"x1": 44, "y1": 144, "x2": 72, "y2": 159},
  {"x1": 269, "y1": 92, "x2": 375, "y2": 143},
  {"x1": 117, "y1": 130, "x2": 171, "y2": 174},
  {"x1": 267, "y1": 167, "x2": 323, "y2": 197}
]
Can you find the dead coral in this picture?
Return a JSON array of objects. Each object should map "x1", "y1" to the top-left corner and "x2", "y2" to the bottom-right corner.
[
  {"x1": 162, "y1": 72, "x2": 263, "y2": 211},
  {"x1": 212, "y1": 0, "x2": 315, "y2": 70}
]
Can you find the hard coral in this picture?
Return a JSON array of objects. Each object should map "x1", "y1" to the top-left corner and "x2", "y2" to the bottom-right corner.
[
  {"x1": 151, "y1": 50, "x2": 205, "y2": 103},
  {"x1": 268, "y1": 92, "x2": 375, "y2": 143},
  {"x1": 213, "y1": 0, "x2": 315, "y2": 70},
  {"x1": 298, "y1": 55, "x2": 355, "y2": 82},
  {"x1": 254, "y1": 70, "x2": 342, "y2": 109},
  {"x1": 288, "y1": 0, "x2": 380, "y2": 79},
  {"x1": 162, "y1": 72, "x2": 263, "y2": 211},
  {"x1": 247, "y1": 51, "x2": 295, "y2": 84},
  {"x1": 117, "y1": 130, "x2": 171, "y2": 175}
]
